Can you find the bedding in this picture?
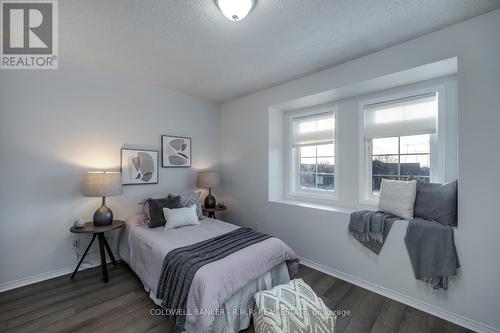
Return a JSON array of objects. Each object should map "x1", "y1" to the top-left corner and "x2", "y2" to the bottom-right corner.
[
  {"x1": 118, "y1": 215, "x2": 299, "y2": 333},
  {"x1": 157, "y1": 227, "x2": 273, "y2": 332}
]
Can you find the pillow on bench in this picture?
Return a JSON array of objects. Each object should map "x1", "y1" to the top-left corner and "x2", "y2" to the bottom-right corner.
[
  {"x1": 378, "y1": 179, "x2": 417, "y2": 220},
  {"x1": 414, "y1": 179, "x2": 458, "y2": 226}
]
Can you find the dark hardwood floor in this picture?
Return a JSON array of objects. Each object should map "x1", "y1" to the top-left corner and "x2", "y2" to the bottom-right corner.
[{"x1": 0, "y1": 262, "x2": 473, "y2": 333}]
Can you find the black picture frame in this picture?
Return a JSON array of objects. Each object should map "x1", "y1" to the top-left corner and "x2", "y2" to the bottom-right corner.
[
  {"x1": 161, "y1": 135, "x2": 192, "y2": 168},
  {"x1": 120, "y1": 148, "x2": 159, "y2": 185}
]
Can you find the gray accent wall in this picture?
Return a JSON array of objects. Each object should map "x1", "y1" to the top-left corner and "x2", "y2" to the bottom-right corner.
[
  {"x1": 220, "y1": 10, "x2": 500, "y2": 332},
  {"x1": 0, "y1": 61, "x2": 220, "y2": 286}
]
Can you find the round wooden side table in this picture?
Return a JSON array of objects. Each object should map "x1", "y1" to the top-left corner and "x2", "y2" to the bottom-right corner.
[
  {"x1": 202, "y1": 206, "x2": 227, "y2": 219},
  {"x1": 70, "y1": 220, "x2": 125, "y2": 283}
]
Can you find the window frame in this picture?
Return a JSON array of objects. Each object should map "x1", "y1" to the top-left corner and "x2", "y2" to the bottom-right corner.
[
  {"x1": 358, "y1": 85, "x2": 446, "y2": 205},
  {"x1": 285, "y1": 104, "x2": 339, "y2": 203}
]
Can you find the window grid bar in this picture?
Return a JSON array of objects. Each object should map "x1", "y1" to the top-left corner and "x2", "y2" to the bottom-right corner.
[
  {"x1": 299, "y1": 145, "x2": 335, "y2": 191},
  {"x1": 372, "y1": 175, "x2": 430, "y2": 178},
  {"x1": 398, "y1": 137, "x2": 401, "y2": 178},
  {"x1": 315, "y1": 146, "x2": 318, "y2": 189},
  {"x1": 372, "y1": 152, "x2": 430, "y2": 157},
  {"x1": 301, "y1": 172, "x2": 334, "y2": 176}
]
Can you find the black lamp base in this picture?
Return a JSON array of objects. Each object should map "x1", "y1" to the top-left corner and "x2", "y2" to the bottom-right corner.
[
  {"x1": 204, "y1": 188, "x2": 216, "y2": 209},
  {"x1": 93, "y1": 197, "x2": 113, "y2": 226}
]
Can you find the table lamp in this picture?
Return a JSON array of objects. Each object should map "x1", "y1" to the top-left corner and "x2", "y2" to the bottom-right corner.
[
  {"x1": 197, "y1": 171, "x2": 220, "y2": 209},
  {"x1": 83, "y1": 171, "x2": 123, "y2": 226}
]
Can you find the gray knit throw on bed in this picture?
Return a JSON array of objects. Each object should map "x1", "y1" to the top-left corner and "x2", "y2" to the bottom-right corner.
[{"x1": 156, "y1": 227, "x2": 272, "y2": 333}]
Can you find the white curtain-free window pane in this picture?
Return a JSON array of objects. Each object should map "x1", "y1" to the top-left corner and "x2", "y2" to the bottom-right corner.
[
  {"x1": 364, "y1": 93, "x2": 437, "y2": 139},
  {"x1": 400, "y1": 154, "x2": 430, "y2": 176},
  {"x1": 292, "y1": 112, "x2": 335, "y2": 146},
  {"x1": 300, "y1": 173, "x2": 316, "y2": 190},
  {"x1": 370, "y1": 134, "x2": 431, "y2": 195},
  {"x1": 373, "y1": 137, "x2": 399, "y2": 155},
  {"x1": 317, "y1": 175, "x2": 334, "y2": 191},
  {"x1": 316, "y1": 143, "x2": 334, "y2": 157},
  {"x1": 317, "y1": 157, "x2": 334, "y2": 174},
  {"x1": 400, "y1": 134, "x2": 430, "y2": 154},
  {"x1": 372, "y1": 155, "x2": 399, "y2": 175},
  {"x1": 300, "y1": 145, "x2": 316, "y2": 157},
  {"x1": 300, "y1": 157, "x2": 316, "y2": 173},
  {"x1": 317, "y1": 156, "x2": 334, "y2": 165}
]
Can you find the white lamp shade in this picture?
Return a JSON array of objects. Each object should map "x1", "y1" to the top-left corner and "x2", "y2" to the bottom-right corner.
[
  {"x1": 83, "y1": 172, "x2": 123, "y2": 197},
  {"x1": 197, "y1": 171, "x2": 220, "y2": 188}
]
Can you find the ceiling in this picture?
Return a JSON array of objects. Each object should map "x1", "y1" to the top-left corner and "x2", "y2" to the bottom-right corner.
[{"x1": 60, "y1": 0, "x2": 500, "y2": 103}]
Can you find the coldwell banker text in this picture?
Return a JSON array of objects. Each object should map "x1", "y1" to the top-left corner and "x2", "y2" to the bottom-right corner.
[{"x1": 1, "y1": 0, "x2": 58, "y2": 69}]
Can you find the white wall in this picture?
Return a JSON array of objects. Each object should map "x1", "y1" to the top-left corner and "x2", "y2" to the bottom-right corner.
[
  {"x1": 220, "y1": 9, "x2": 500, "y2": 333},
  {"x1": 0, "y1": 60, "x2": 220, "y2": 287}
]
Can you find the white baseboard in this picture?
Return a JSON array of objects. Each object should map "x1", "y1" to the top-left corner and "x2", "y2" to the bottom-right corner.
[
  {"x1": 300, "y1": 257, "x2": 499, "y2": 333},
  {"x1": 0, "y1": 257, "x2": 121, "y2": 293},
  {"x1": 2, "y1": 255, "x2": 497, "y2": 333}
]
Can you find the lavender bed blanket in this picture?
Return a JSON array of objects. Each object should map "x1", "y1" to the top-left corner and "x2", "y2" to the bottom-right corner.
[{"x1": 118, "y1": 216, "x2": 299, "y2": 333}]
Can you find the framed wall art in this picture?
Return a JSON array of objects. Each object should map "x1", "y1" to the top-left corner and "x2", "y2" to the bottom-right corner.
[
  {"x1": 121, "y1": 148, "x2": 159, "y2": 185},
  {"x1": 161, "y1": 135, "x2": 191, "y2": 167}
]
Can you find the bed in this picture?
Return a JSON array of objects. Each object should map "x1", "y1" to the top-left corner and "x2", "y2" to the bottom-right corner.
[{"x1": 118, "y1": 215, "x2": 298, "y2": 333}]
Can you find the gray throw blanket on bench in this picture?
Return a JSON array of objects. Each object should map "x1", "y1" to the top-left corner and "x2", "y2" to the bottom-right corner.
[
  {"x1": 405, "y1": 218, "x2": 460, "y2": 290},
  {"x1": 348, "y1": 210, "x2": 396, "y2": 254},
  {"x1": 156, "y1": 227, "x2": 272, "y2": 332},
  {"x1": 349, "y1": 211, "x2": 459, "y2": 290}
]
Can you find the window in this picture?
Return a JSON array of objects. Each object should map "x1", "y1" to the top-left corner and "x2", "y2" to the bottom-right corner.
[
  {"x1": 371, "y1": 134, "x2": 430, "y2": 194},
  {"x1": 362, "y1": 92, "x2": 438, "y2": 201},
  {"x1": 299, "y1": 143, "x2": 335, "y2": 191},
  {"x1": 288, "y1": 109, "x2": 336, "y2": 199}
]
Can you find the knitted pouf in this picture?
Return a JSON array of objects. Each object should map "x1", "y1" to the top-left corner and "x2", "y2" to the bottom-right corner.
[{"x1": 254, "y1": 278, "x2": 336, "y2": 333}]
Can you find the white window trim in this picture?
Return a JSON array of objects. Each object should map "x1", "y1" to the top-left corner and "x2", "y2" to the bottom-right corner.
[
  {"x1": 358, "y1": 85, "x2": 447, "y2": 205},
  {"x1": 284, "y1": 104, "x2": 339, "y2": 203}
]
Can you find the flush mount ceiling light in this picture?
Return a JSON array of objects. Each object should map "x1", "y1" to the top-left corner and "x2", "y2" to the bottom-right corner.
[{"x1": 216, "y1": 0, "x2": 254, "y2": 22}]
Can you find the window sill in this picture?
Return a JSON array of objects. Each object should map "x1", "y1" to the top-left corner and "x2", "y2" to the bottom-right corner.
[
  {"x1": 359, "y1": 198, "x2": 379, "y2": 207},
  {"x1": 269, "y1": 198, "x2": 356, "y2": 215},
  {"x1": 269, "y1": 198, "x2": 459, "y2": 229},
  {"x1": 288, "y1": 191, "x2": 337, "y2": 202}
]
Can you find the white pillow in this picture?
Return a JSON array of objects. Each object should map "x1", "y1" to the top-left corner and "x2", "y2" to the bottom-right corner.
[
  {"x1": 163, "y1": 205, "x2": 200, "y2": 230},
  {"x1": 378, "y1": 179, "x2": 417, "y2": 220}
]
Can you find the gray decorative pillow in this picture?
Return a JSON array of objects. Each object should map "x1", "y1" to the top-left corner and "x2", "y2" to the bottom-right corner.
[
  {"x1": 171, "y1": 191, "x2": 203, "y2": 220},
  {"x1": 147, "y1": 196, "x2": 181, "y2": 228},
  {"x1": 414, "y1": 179, "x2": 458, "y2": 226},
  {"x1": 254, "y1": 278, "x2": 336, "y2": 333}
]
